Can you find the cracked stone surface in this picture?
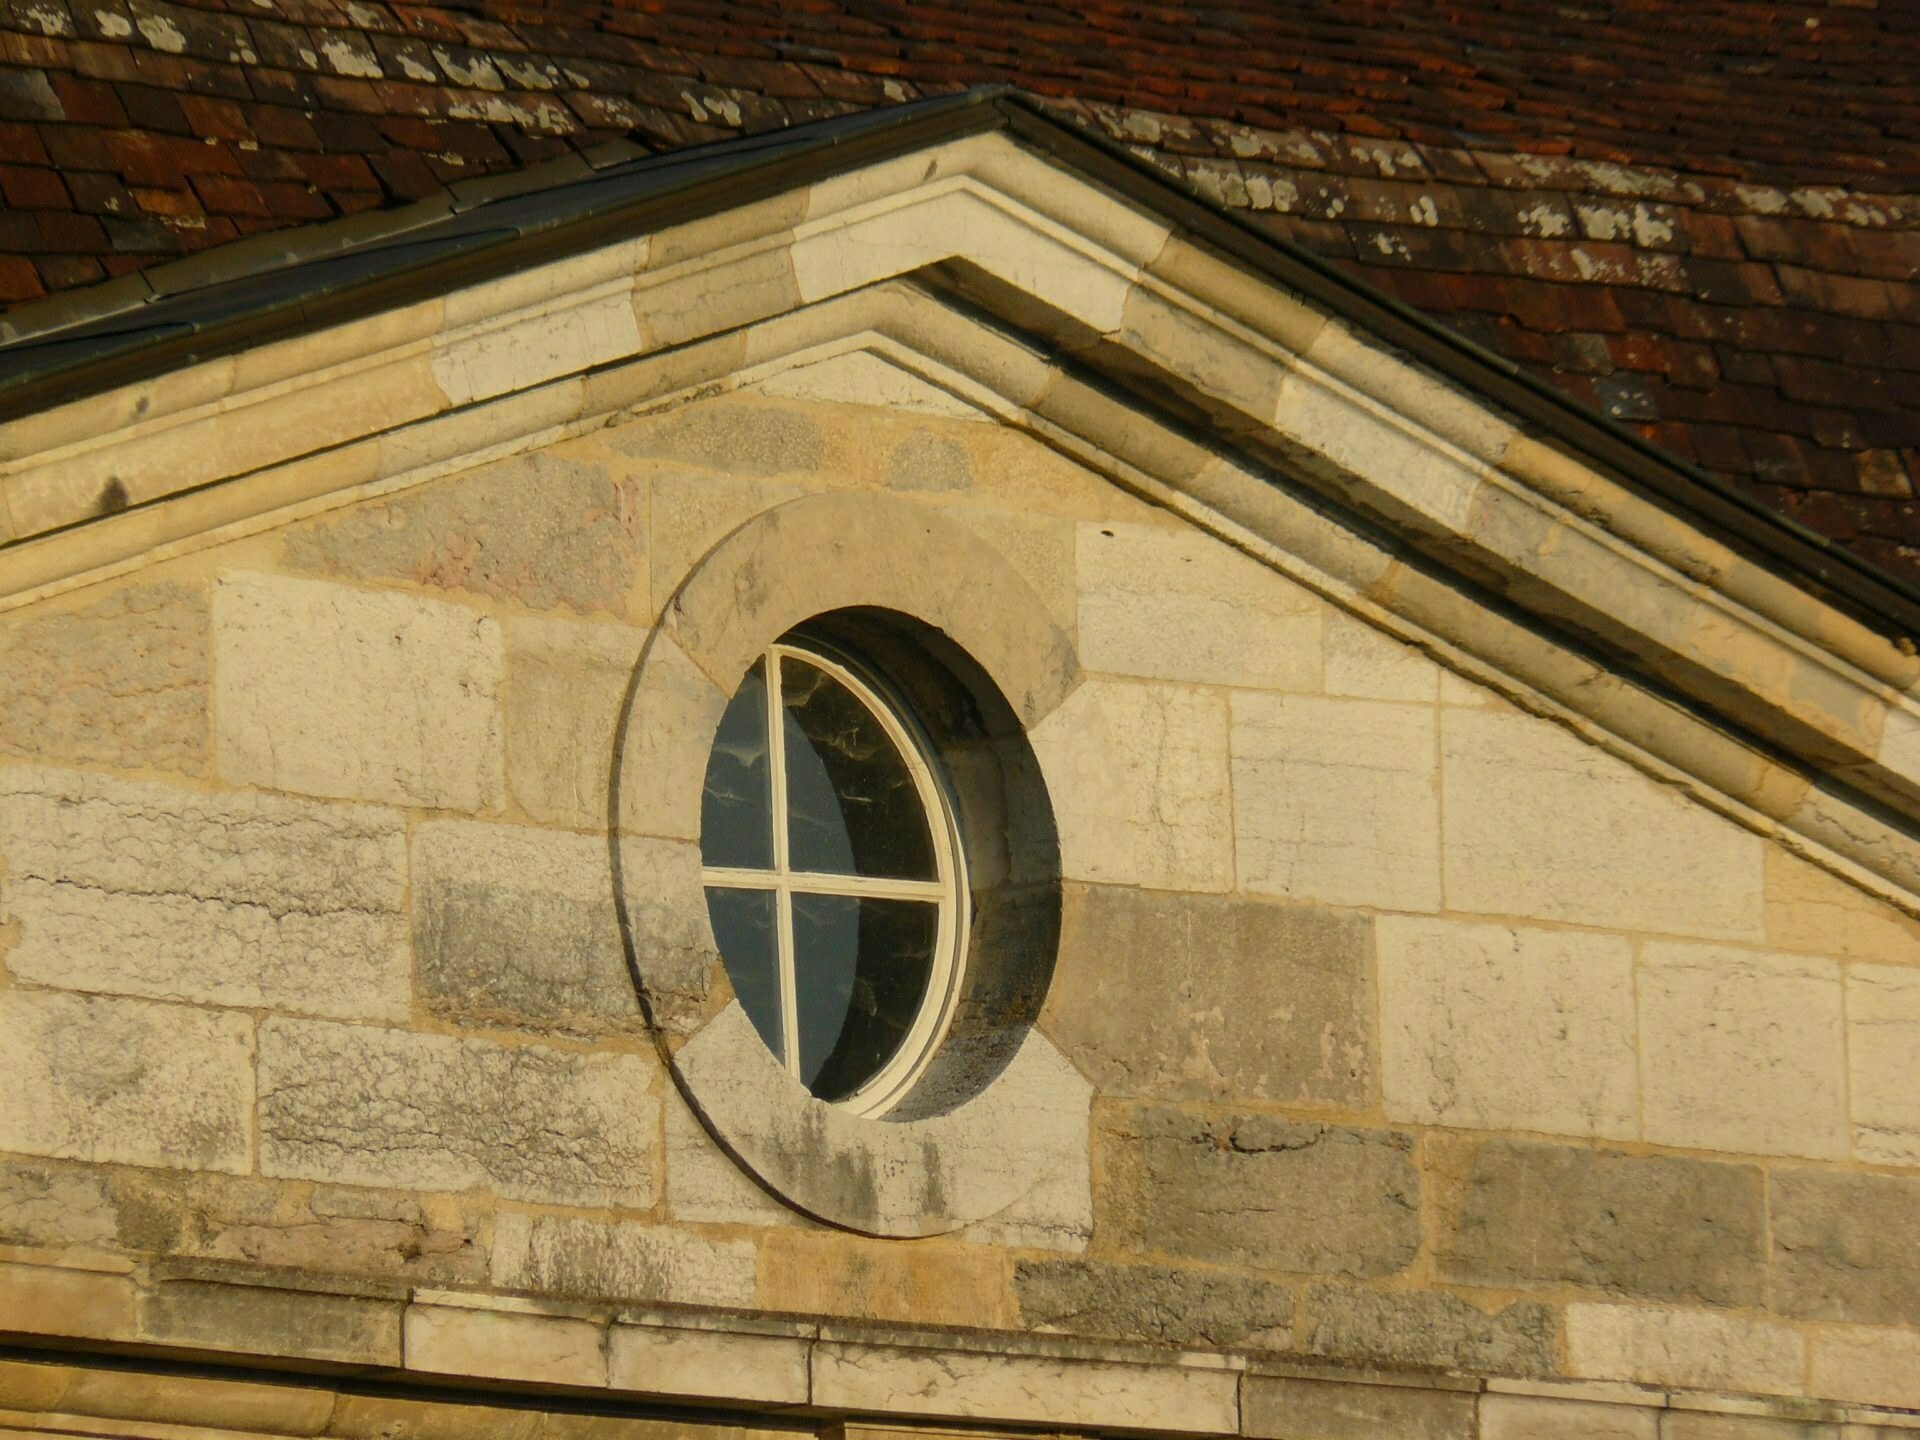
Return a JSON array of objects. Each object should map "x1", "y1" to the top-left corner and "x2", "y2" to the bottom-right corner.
[
  {"x1": 1014, "y1": 1256, "x2": 1294, "y2": 1349},
  {"x1": 490, "y1": 1211, "x2": 756, "y2": 1309},
  {"x1": 1096, "y1": 1102, "x2": 1421, "y2": 1278},
  {"x1": 1297, "y1": 1284, "x2": 1558, "y2": 1375},
  {"x1": 1, "y1": 765, "x2": 408, "y2": 1021},
  {"x1": 257, "y1": 1017, "x2": 659, "y2": 1208}
]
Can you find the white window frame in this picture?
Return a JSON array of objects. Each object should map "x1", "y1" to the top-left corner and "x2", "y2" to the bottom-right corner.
[{"x1": 701, "y1": 638, "x2": 970, "y2": 1118}]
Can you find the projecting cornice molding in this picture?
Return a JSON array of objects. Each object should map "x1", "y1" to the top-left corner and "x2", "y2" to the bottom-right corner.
[{"x1": 3, "y1": 126, "x2": 1920, "y2": 910}]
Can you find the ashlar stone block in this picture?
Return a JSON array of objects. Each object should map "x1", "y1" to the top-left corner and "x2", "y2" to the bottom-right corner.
[
  {"x1": 1044, "y1": 883, "x2": 1373, "y2": 1108},
  {"x1": 1639, "y1": 943, "x2": 1847, "y2": 1160},
  {"x1": 1770, "y1": 1169, "x2": 1920, "y2": 1327},
  {"x1": 1809, "y1": 1324, "x2": 1920, "y2": 1410},
  {"x1": 1443, "y1": 1140, "x2": 1766, "y2": 1307},
  {"x1": 1233, "y1": 692, "x2": 1441, "y2": 911},
  {"x1": 1442, "y1": 708, "x2": 1764, "y2": 939},
  {"x1": 405, "y1": 1301, "x2": 604, "y2": 1389},
  {"x1": 1030, "y1": 678, "x2": 1232, "y2": 893},
  {"x1": 1097, "y1": 1103, "x2": 1421, "y2": 1278},
  {"x1": 0, "y1": 990, "x2": 254, "y2": 1175},
  {"x1": 502, "y1": 615, "x2": 643, "y2": 829},
  {"x1": 1377, "y1": 917, "x2": 1637, "y2": 1138},
  {"x1": 1, "y1": 766, "x2": 408, "y2": 1022},
  {"x1": 215, "y1": 571, "x2": 505, "y2": 811},
  {"x1": 1565, "y1": 1303, "x2": 1804, "y2": 1396},
  {"x1": 1297, "y1": 1284, "x2": 1557, "y2": 1376},
  {"x1": 490, "y1": 1212, "x2": 757, "y2": 1309},
  {"x1": 1014, "y1": 1256, "x2": 1294, "y2": 1350},
  {"x1": 1764, "y1": 849, "x2": 1920, "y2": 968},
  {"x1": 1242, "y1": 1373, "x2": 1475, "y2": 1440},
  {"x1": 257, "y1": 1018, "x2": 659, "y2": 1208},
  {"x1": 412, "y1": 820, "x2": 644, "y2": 1036},
  {"x1": 1847, "y1": 963, "x2": 1920, "y2": 1166},
  {"x1": 1480, "y1": 1395, "x2": 1656, "y2": 1440},
  {"x1": 1076, "y1": 520, "x2": 1322, "y2": 690},
  {"x1": 0, "y1": 580, "x2": 209, "y2": 775}
]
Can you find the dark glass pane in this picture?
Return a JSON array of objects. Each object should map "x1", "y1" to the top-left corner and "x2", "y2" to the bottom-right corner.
[
  {"x1": 700, "y1": 659, "x2": 774, "y2": 870},
  {"x1": 704, "y1": 886, "x2": 784, "y2": 1066},
  {"x1": 791, "y1": 893, "x2": 939, "y2": 1100},
  {"x1": 781, "y1": 655, "x2": 936, "y2": 880}
]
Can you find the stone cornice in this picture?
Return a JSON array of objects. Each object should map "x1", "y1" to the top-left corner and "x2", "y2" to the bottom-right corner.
[{"x1": 2, "y1": 130, "x2": 1918, "y2": 911}]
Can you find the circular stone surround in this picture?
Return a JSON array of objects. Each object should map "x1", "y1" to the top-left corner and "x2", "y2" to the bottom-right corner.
[{"x1": 611, "y1": 491, "x2": 1091, "y2": 1238}]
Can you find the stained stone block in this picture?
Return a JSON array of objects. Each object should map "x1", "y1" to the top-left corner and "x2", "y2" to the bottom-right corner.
[
  {"x1": 1770, "y1": 1169, "x2": 1920, "y2": 1326},
  {"x1": 759, "y1": 1230, "x2": 1012, "y2": 1329},
  {"x1": 281, "y1": 447, "x2": 643, "y2": 615},
  {"x1": 502, "y1": 615, "x2": 644, "y2": 829},
  {"x1": 0, "y1": 1159, "x2": 117, "y2": 1249},
  {"x1": 1480, "y1": 1395, "x2": 1656, "y2": 1440},
  {"x1": 1044, "y1": 884, "x2": 1373, "y2": 1108},
  {"x1": 1029, "y1": 678, "x2": 1233, "y2": 893},
  {"x1": 1639, "y1": 943, "x2": 1847, "y2": 1160},
  {"x1": 0, "y1": 991, "x2": 254, "y2": 1175},
  {"x1": 490, "y1": 1212, "x2": 756, "y2": 1309},
  {"x1": 214, "y1": 571, "x2": 505, "y2": 811},
  {"x1": 1013, "y1": 1256, "x2": 1293, "y2": 1349},
  {"x1": 1, "y1": 766, "x2": 408, "y2": 1022},
  {"x1": 1242, "y1": 1374, "x2": 1474, "y2": 1440},
  {"x1": 0, "y1": 581, "x2": 210, "y2": 775},
  {"x1": 1076, "y1": 520, "x2": 1322, "y2": 690},
  {"x1": 257, "y1": 1018, "x2": 659, "y2": 1208},
  {"x1": 1443, "y1": 1140, "x2": 1766, "y2": 1306},
  {"x1": 1441, "y1": 708, "x2": 1764, "y2": 939},
  {"x1": 412, "y1": 820, "x2": 644, "y2": 1035},
  {"x1": 1232, "y1": 691, "x2": 1441, "y2": 911},
  {"x1": 1377, "y1": 917, "x2": 1637, "y2": 1138},
  {"x1": 1848, "y1": 963, "x2": 1920, "y2": 1166},
  {"x1": 1297, "y1": 1284, "x2": 1557, "y2": 1375},
  {"x1": 1097, "y1": 1103, "x2": 1421, "y2": 1278},
  {"x1": 604, "y1": 399, "x2": 827, "y2": 478}
]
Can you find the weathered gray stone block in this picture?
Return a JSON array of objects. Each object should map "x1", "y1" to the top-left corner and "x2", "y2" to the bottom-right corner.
[
  {"x1": 412, "y1": 820, "x2": 644, "y2": 1035},
  {"x1": 1297, "y1": 1284, "x2": 1556, "y2": 1376},
  {"x1": 1044, "y1": 884, "x2": 1372, "y2": 1107},
  {"x1": 1097, "y1": 1104, "x2": 1420, "y2": 1278},
  {"x1": 1771, "y1": 1168, "x2": 1920, "y2": 1327},
  {"x1": 0, "y1": 581, "x2": 209, "y2": 775},
  {"x1": 0, "y1": 1158, "x2": 117, "y2": 1249},
  {"x1": 282, "y1": 447, "x2": 642, "y2": 615},
  {"x1": 137, "y1": 1276, "x2": 401, "y2": 1366},
  {"x1": 886, "y1": 427, "x2": 973, "y2": 491},
  {"x1": 604, "y1": 400, "x2": 825, "y2": 477},
  {"x1": 257, "y1": 1018, "x2": 659, "y2": 1208},
  {"x1": 1, "y1": 766, "x2": 408, "y2": 1021},
  {"x1": 1243, "y1": 1373, "x2": 1474, "y2": 1440},
  {"x1": 1443, "y1": 1140, "x2": 1766, "y2": 1307},
  {"x1": 1013, "y1": 1256, "x2": 1293, "y2": 1349},
  {"x1": 0, "y1": 990, "x2": 254, "y2": 1174},
  {"x1": 490, "y1": 1212, "x2": 756, "y2": 1308}
]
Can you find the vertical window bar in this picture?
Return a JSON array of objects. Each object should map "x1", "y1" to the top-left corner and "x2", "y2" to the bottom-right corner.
[{"x1": 765, "y1": 646, "x2": 801, "y2": 1077}]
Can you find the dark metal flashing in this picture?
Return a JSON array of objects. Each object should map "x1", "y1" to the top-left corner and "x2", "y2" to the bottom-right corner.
[{"x1": 4, "y1": 85, "x2": 1917, "y2": 638}]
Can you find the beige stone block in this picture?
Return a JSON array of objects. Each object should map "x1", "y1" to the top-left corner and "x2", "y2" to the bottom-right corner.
[
  {"x1": 1772, "y1": 1169, "x2": 1920, "y2": 1326},
  {"x1": 1661, "y1": 1415, "x2": 1844, "y2": 1440},
  {"x1": 1, "y1": 766, "x2": 408, "y2": 1022},
  {"x1": 283, "y1": 446, "x2": 644, "y2": 617},
  {"x1": 412, "y1": 820, "x2": 644, "y2": 1035},
  {"x1": 1810, "y1": 1326, "x2": 1920, "y2": 1410},
  {"x1": 1640, "y1": 943, "x2": 1847, "y2": 1159},
  {"x1": 1098, "y1": 1104, "x2": 1420, "y2": 1278},
  {"x1": 1234, "y1": 692, "x2": 1441, "y2": 911},
  {"x1": 663, "y1": 1099, "x2": 803, "y2": 1228},
  {"x1": 328, "y1": 1393, "x2": 543, "y2": 1440},
  {"x1": 1378, "y1": 917, "x2": 1637, "y2": 1136},
  {"x1": 0, "y1": 581, "x2": 209, "y2": 775},
  {"x1": 1442, "y1": 709, "x2": 1764, "y2": 939},
  {"x1": 490, "y1": 1212, "x2": 756, "y2": 1309},
  {"x1": 502, "y1": 615, "x2": 642, "y2": 828},
  {"x1": 612, "y1": 632, "x2": 727, "y2": 845},
  {"x1": 1242, "y1": 1373, "x2": 1475, "y2": 1440},
  {"x1": 1076, "y1": 521, "x2": 1322, "y2": 690},
  {"x1": 1848, "y1": 964, "x2": 1920, "y2": 1166},
  {"x1": 757, "y1": 1231, "x2": 1010, "y2": 1330},
  {"x1": 811, "y1": 1340, "x2": 1237, "y2": 1434},
  {"x1": 644, "y1": 468, "x2": 812, "y2": 606},
  {"x1": 1566, "y1": 1303, "x2": 1804, "y2": 1395},
  {"x1": 0, "y1": 1160, "x2": 117, "y2": 1250},
  {"x1": 1045, "y1": 884, "x2": 1374, "y2": 1108},
  {"x1": 0, "y1": 991, "x2": 253, "y2": 1175},
  {"x1": 1323, "y1": 609, "x2": 1441, "y2": 702},
  {"x1": 257, "y1": 1018, "x2": 658, "y2": 1207},
  {"x1": 52, "y1": 1365, "x2": 338, "y2": 1434},
  {"x1": 945, "y1": 504, "x2": 1078, "y2": 638},
  {"x1": 214, "y1": 571, "x2": 505, "y2": 811},
  {"x1": 431, "y1": 286, "x2": 643, "y2": 407},
  {"x1": 138, "y1": 1277, "x2": 401, "y2": 1366},
  {"x1": 405, "y1": 1303, "x2": 604, "y2": 1389},
  {"x1": 1764, "y1": 850, "x2": 1920, "y2": 967},
  {"x1": 753, "y1": 349, "x2": 985, "y2": 419},
  {"x1": 0, "y1": 1262, "x2": 134, "y2": 1341},
  {"x1": 1482, "y1": 1394, "x2": 1656, "y2": 1440},
  {"x1": 608, "y1": 1319, "x2": 810, "y2": 1405},
  {"x1": 1030, "y1": 678, "x2": 1232, "y2": 893},
  {"x1": 1013, "y1": 1256, "x2": 1293, "y2": 1350}
]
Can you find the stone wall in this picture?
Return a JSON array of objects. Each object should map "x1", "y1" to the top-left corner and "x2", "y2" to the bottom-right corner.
[{"x1": 2, "y1": 371, "x2": 1918, "y2": 1422}]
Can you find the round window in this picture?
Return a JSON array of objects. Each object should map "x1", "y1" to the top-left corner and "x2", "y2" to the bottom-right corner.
[{"x1": 698, "y1": 635, "x2": 969, "y2": 1117}]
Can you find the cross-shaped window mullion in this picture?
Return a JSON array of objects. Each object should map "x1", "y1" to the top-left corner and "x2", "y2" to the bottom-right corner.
[{"x1": 764, "y1": 648, "x2": 801, "y2": 1076}]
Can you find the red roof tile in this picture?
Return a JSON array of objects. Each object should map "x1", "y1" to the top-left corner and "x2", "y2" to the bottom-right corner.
[{"x1": 0, "y1": 0, "x2": 1917, "y2": 581}]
